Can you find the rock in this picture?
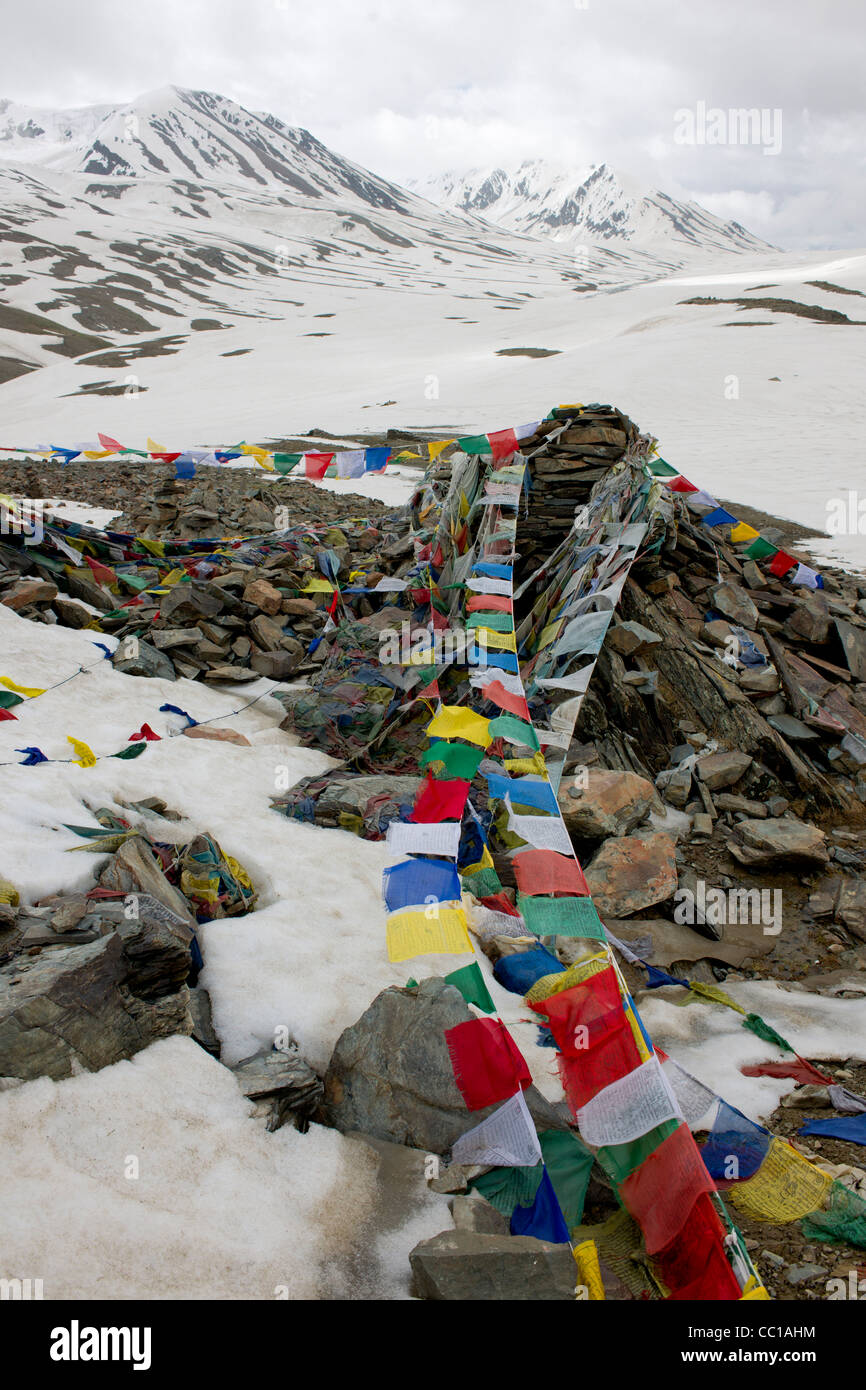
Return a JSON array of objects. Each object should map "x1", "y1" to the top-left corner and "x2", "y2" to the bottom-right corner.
[
  {"x1": 0, "y1": 917, "x2": 192, "y2": 1082},
  {"x1": 39, "y1": 894, "x2": 89, "y2": 933},
  {"x1": 98, "y1": 837, "x2": 196, "y2": 927},
  {"x1": 112, "y1": 638, "x2": 176, "y2": 682},
  {"x1": 559, "y1": 768, "x2": 654, "y2": 839},
  {"x1": 250, "y1": 650, "x2": 302, "y2": 680},
  {"x1": 742, "y1": 560, "x2": 767, "y2": 590},
  {"x1": 231, "y1": 1047, "x2": 324, "y2": 1132},
  {"x1": 249, "y1": 613, "x2": 287, "y2": 651},
  {"x1": 282, "y1": 597, "x2": 317, "y2": 616},
  {"x1": 780, "y1": 1085, "x2": 832, "y2": 1110},
  {"x1": 835, "y1": 619, "x2": 866, "y2": 681},
  {"x1": 53, "y1": 597, "x2": 94, "y2": 629},
  {"x1": 321, "y1": 977, "x2": 568, "y2": 1153},
  {"x1": 739, "y1": 667, "x2": 780, "y2": 694},
  {"x1": 243, "y1": 578, "x2": 284, "y2": 615},
  {"x1": 691, "y1": 813, "x2": 713, "y2": 839},
  {"x1": 584, "y1": 833, "x2": 678, "y2": 917},
  {"x1": 665, "y1": 765, "x2": 693, "y2": 808},
  {"x1": 729, "y1": 818, "x2": 829, "y2": 869},
  {"x1": 606, "y1": 621, "x2": 663, "y2": 657},
  {"x1": 714, "y1": 793, "x2": 768, "y2": 818},
  {"x1": 766, "y1": 796, "x2": 790, "y2": 817},
  {"x1": 188, "y1": 986, "x2": 220, "y2": 1058},
  {"x1": 204, "y1": 665, "x2": 260, "y2": 682},
  {"x1": 709, "y1": 582, "x2": 759, "y2": 628},
  {"x1": 785, "y1": 593, "x2": 829, "y2": 644},
  {"x1": 835, "y1": 879, "x2": 866, "y2": 942},
  {"x1": 182, "y1": 725, "x2": 251, "y2": 746},
  {"x1": 449, "y1": 1194, "x2": 510, "y2": 1236},
  {"x1": 64, "y1": 571, "x2": 114, "y2": 610},
  {"x1": 409, "y1": 1230, "x2": 578, "y2": 1301},
  {"x1": 767, "y1": 713, "x2": 819, "y2": 741},
  {"x1": 694, "y1": 750, "x2": 752, "y2": 791},
  {"x1": 151, "y1": 626, "x2": 203, "y2": 650},
  {"x1": 159, "y1": 583, "x2": 224, "y2": 622},
  {"x1": 785, "y1": 1263, "x2": 827, "y2": 1286},
  {"x1": 1, "y1": 577, "x2": 58, "y2": 611}
]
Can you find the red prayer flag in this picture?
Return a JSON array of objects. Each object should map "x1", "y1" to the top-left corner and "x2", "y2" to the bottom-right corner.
[
  {"x1": 85, "y1": 555, "x2": 116, "y2": 587},
  {"x1": 304, "y1": 452, "x2": 334, "y2": 480},
  {"x1": 0, "y1": 708, "x2": 17, "y2": 721},
  {"x1": 619, "y1": 1123, "x2": 716, "y2": 1254},
  {"x1": 98, "y1": 433, "x2": 123, "y2": 451},
  {"x1": 658, "y1": 1192, "x2": 741, "y2": 1300},
  {"x1": 409, "y1": 773, "x2": 470, "y2": 823},
  {"x1": 512, "y1": 848, "x2": 589, "y2": 897},
  {"x1": 481, "y1": 679, "x2": 530, "y2": 721},
  {"x1": 129, "y1": 724, "x2": 161, "y2": 742},
  {"x1": 151, "y1": 452, "x2": 182, "y2": 464},
  {"x1": 466, "y1": 593, "x2": 513, "y2": 615},
  {"x1": 444, "y1": 1017, "x2": 532, "y2": 1110},
  {"x1": 741, "y1": 1056, "x2": 833, "y2": 1085},
  {"x1": 488, "y1": 428, "x2": 519, "y2": 462},
  {"x1": 769, "y1": 549, "x2": 796, "y2": 577},
  {"x1": 531, "y1": 966, "x2": 642, "y2": 1107},
  {"x1": 668, "y1": 476, "x2": 699, "y2": 493},
  {"x1": 480, "y1": 892, "x2": 521, "y2": 917}
]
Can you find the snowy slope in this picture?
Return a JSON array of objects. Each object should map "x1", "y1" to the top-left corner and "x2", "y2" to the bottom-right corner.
[{"x1": 410, "y1": 161, "x2": 774, "y2": 258}]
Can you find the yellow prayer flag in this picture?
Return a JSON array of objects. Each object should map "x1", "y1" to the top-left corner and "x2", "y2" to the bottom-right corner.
[
  {"x1": 425, "y1": 704, "x2": 492, "y2": 748},
  {"x1": 83, "y1": 450, "x2": 112, "y2": 460},
  {"x1": 428, "y1": 438, "x2": 456, "y2": 461},
  {"x1": 729, "y1": 1138, "x2": 833, "y2": 1223},
  {"x1": 524, "y1": 953, "x2": 610, "y2": 1005},
  {"x1": 301, "y1": 577, "x2": 337, "y2": 593},
  {"x1": 1, "y1": 677, "x2": 46, "y2": 698},
  {"x1": 137, "y1": 538, "x2": 166, "y2": 558},
  {"x1": 730, "y1": 521, "x2": 760, "y2": 544},
  {"x1": 505, "y1": 753, "x2": 547, "y2": 777},
  {"x1": 574, "y1": 1241, "x2": 605, "y2": 1300},
  {"x1": 146, "y1": 437, "x2": 166, "y2": 454},
  {"x1": 458, "y1": 490, "x2": 470, "y2": 519},
  {"x1": 688, "y1": 981, "x2": 747, "y2": 1014},
  {"x1": 386, "y1": 906, "x2": 473, "y2": 963},
  {"x1": 537, "y1": 620, "x2": 564, "y2": 651},
  {"x1": 475, "y1": 627, "x2": 517, "y2": 653},
  {"x1": 740, "y1": 1276, "x2": 770, "y2": 1300},
  {"x1": 67, "y1": 736, "x2": 97, "y2": 768}
]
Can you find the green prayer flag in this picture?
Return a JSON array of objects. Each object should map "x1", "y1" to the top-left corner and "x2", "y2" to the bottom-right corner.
[
  {"x1": 488, "y1": 713, "x2": 539, "y2": 751},
  {"x1": 0, "y1": 691, "x2": 24, "y2": 709},
  {"x1": 470, "y1": 1164, "x2": 543, "y2": 1217},
  {"x1": 539, "y1": 1129, "x2": 595, "y2": 1228},
  {"x1": 112, "y1": 742, "x2": 148, "y2": 760},
  {"x1": 273, "y1": 453, "x2": 302, "y2": 474},
  {"x1": 646, "y1": 456, "x2": 678, "y2": 477},
  {"x1": 744, "y1": 537, "x2": 778, "y2": 561},
  {"x1": 465, "y1": 610, "x2": 514, "y2": 633},
  {"x1": 742, "y1": 1013, "x2": 793, "y2": 1053},
  {"x1": 457, "y1": 434, "x2": 491, "y2": 455},
  {"x1": 418, "y1": 740, "x2": 484, "y2": 780},
  {"x1": 444, "y1": 961, "x2": 496, "y2": 1014},
  {"x1": 517, "y1": 894, "x2": 606, "y2": 939},
  {"x1": 461, "y1": 866, "x2": 503, "y2": 899}
]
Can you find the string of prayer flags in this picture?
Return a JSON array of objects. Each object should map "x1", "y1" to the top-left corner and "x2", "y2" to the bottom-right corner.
[
  {"x1": 451, "y1": 1089, "x2": 543, "y2": 1168},
  {"x1": 618, "y1": 1122, "x2": 716, "y2": 1254},
  {"x1": 576, "y1": 1054, "x2": 681, "y2": 1148},
  {"x1": 444, "y1": 1017, "x2": 532, "y2": 1110}
]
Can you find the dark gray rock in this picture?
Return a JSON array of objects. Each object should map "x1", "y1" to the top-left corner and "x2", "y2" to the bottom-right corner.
[
  {"x1": 409, "y1": 1229, "x2": 577, "y2": 1300},
  {"x1": 112, "y1": 638, "x2": 176, "y2": 681},
  {"x1": 231, "y1": 1047, "x2": 324, "y2": 1131}
]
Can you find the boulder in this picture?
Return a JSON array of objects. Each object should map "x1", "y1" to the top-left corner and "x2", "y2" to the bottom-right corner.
[
  {"x1": 321, "y1": 977, "x2": 568, "y2": 1153},
  {"x1": 243, "y1": 578, "x2": 284, "y2": 616},
  {"x1": 112, "y1": 639, "x2": 176, "y2": 682},
  {"x1": 151, "y1": 626, "x2": 203, "y2": 650},
  {"x1": 250, "y1": 649, "x2": 302, "y2": 680},
  {"x1": 695, "y1": 750, "x2": 752, "y2": 791},
  {"x1": 584, "y1": 833, "x2": 678, "y2": 917},
  {"x1": 231, "y1": 1047, "x2": 324, "y2": 1131},
  {"x1": 709, "y1": 582, "x2": 759, "y2": 629},
  {"x1": 0, "y1": 916, "x2": 192, "y2": 1082},
  {"x1": 559, "y1": 768, "x2": 654, "y2": 839},
  {"x1": 409, "y1": 1230, "x2": 578, "y2": 1300},
  {"x1": 98, "y1": 837, "x2": 196, "y2": 927},
  {"x1": 728, "y1": 818, "x2": 829, "y2": 868},
  {"x1": 606, "y1": 621, "x2": 662, "y2": 657},
  {"x1": 249, "y1": 613, "x2": 287, "y2": 651},
  {"x1": 835, "y1": 619, "x2": 866, "y2": 681},
  {"x1": 835, "y1": 879, "x2": 866, "y2": 942},
  {"x1": 0, "y1": 577, "x2": 58, "y2": 610},
  {"x1": 53, "y1": 597, "x2": 93, "y2": 629}
]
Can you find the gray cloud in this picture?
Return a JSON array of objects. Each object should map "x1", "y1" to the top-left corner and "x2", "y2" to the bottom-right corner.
[{"x1": 1, "y1": 0, "x2": 863, "y2": 247}]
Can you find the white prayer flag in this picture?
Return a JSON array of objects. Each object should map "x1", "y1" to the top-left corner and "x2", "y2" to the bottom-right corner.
[
  {"x1": 386, "y1": 821, "x2": 461, "y2": 857},
  {"x1": 451, "y1": 1090, "x2": 543, "y2": 1167},
  {"x1": 577, "y1": 1055, "x2": 681, "y2": 1147}
]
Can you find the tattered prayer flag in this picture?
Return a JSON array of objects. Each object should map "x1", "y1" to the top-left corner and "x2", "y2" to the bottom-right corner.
[
  {"x1": 576, "y1": 1055, "x2": 680, "y2": 1148},
  {"x1": 730, "y1": 521, "x2": 760, "y2": 544},
  {"x1": 768, "y1": 550, "x2": 797, "y2": 578},
  {"x1": 159, "y1": 703, "x2": 198, "y2": 728},
  {"x1": 364, "y1": 447, "x2": 391, "y2": 473},
  {"x1": 98, "y1": 433, "x2": 123, "y2": 451},
  {"x1": 542, "y1": 1131, "x2": 595, "y2": 1229},
  {"x1": 128, "y1": 724, "x2": 161, "y2": 742},
  {"x1": 493, "y1": 944, "x2": 564, "y2": 996},
  {"x1": 418, "y1": 740, "x2": 484, "y2": 780},
  {"x1": 0, "y1": 677, "x2": 45, "y2": 699},
  {"x1": 425, "y1": 705, "x2": 492, "y2": 748},
  {"x1": 488, "y1": 428, "x2": 519, "y2": 462},
  {"x1": 428, "y1": 438, "x2": 455, "y2": 461},
  {"x1": 478, "y1": 678, "x2": 530, "y2": 721},
  {"x1": 452, "y1": 1090, "x2": 542, "y2": 1167},
  {"x1": 744, "y1": 536, "x2": 778, "y2": 561},
  {"x1": 510, "y1": 1167, "x2": 571, "y2": 1243},
  {"x1": 476, "y1": 627, "x2": 517, "y2": 652},
  {"x1": 512, "y1": 849, "x2": 589, "y2": 898},
  {"x1": 0, "y1": 691, "x2": 24, "y2": 709},
  {"x1": 84, "y1": 555, "x2": 116, "y2": 587},
  {"x1": 382, "y1": 857, "x2": 461, "y2": 913},
  {"x1": 518, "y1": 893, "x2": 605, "y2": 939},
  {"x1": 740, "y1": 1057, "x2": 833, "y2": 1086},
  {"x1": 799, "y1": 1113, "x2": 866, "y2": 1146},
  {"x1": 409, "y1": 774, "x2": 471, "y2": 823},
  {"x1": 386, "y1": 906, "x2": 473, "y2": 962},
  {"x1": 444, "y1": 960, "x2": 496, "y2": 1014},
  {"x1": 486, "y1": 773, "x2": 558, "y2": 815},
  {"x1": 646, "y1": 457, "x2": 678, "y2": 477},
  {"x1": 304, "y1": 452, "x2": 334, "y2": 480},
  {"x1": 445, "y1": 1017, "x2": 532, "y2": 1110},
  {"x1": 67, "y1": 736, "x2": 97, "y2": 768},
  {"x1": 465, "y1": 610, "x2": 514, "y2": 632},
  {"x1": 17, "y1": 746, "x2": 48, "y2": 765},
  {"x1": 619, "y1": 1123, "x2": 715, "y2": 1254},
  {"x1": 465, "y1": 593, "x2": 513, "y2": 615},
  {"x1": 742, "y1": 1012, "x2": 793, "y2": 1053},
  {"x1": 488, "y1": 713, "x2": 539, "y2": 751}
]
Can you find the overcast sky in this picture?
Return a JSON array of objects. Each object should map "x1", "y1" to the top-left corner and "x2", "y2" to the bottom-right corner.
[{"x1": 2, "y1": 0, "x2": 864, "y2": 248}]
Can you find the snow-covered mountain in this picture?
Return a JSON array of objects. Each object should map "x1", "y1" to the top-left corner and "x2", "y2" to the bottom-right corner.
[{"x1": 410, "y1": 161, "x2": 773, "y2": 257}]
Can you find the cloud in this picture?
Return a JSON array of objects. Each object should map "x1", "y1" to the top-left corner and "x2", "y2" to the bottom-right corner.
[{"x1": 0, "y1": 0, "x2": 863, "y2": 247}]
